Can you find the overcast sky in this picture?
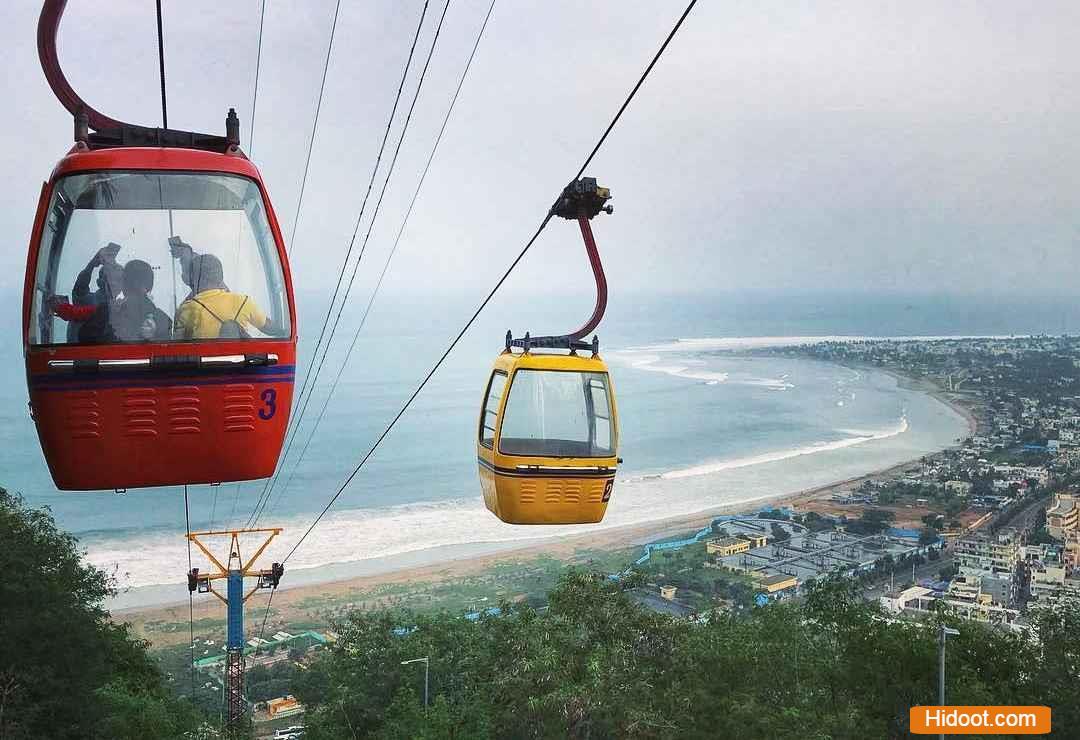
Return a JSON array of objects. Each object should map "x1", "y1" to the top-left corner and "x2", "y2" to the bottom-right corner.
[{"x1": 2, "y1": 0, "x2": 1078, "y2": 311}]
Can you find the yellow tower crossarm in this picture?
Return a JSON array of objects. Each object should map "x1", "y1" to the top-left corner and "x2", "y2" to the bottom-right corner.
[
  {"x1": 240, "y1": 528, "x2": 283, "y2": 575},
  {"x1": 186, "y1": 527, "x2": 283, "y2": 577},
  {"x1": 187, "y1": 532, "x2": 230, "y2": 575},
  {"x1": 186, "y1": 528, "x2": 285, "y2": 602}
]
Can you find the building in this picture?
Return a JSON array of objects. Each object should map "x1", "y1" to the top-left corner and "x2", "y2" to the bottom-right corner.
[
  {"x1": 267, "y1": 695, "x2": 304, "y2": 719},
  {"x1": 953, "y1": 531, "x2": 1020, "y2": 606},
  {"x1": 1022, "y1": 543, "x2": 1062, "y2": 564},
  {"x1": 880, "y1": 585, "x2": 932, "y2": 615},
  {"x1": 902, "y1": 591, "x2": 1023, "y2": 630},
  {"x1": 946, "y1": 573, "x2": 986, "y2": 604},
  {"x1": 659, "y1": 585, "x2": 678, "y2": 601},
  {"x1": 1029, "y1": 565, "x2": 1080, "y2": 609},
  {"x1": 707, "y1": 536, "x2": 751, "y2": 557},
  {"x1": 1047, "y1": 494, "x2": 1079, "y2": 540},
  {"x1": 1064, "y1": 536, "x2": 1080, "y2": 568},
  {"x1": 946, "y1": 570, "x2": 1010, "y2": 604},
  {"x1": 977, "y1": 574, "x2": 1014, "y2": 606},
  {"x1": 955, "y1": 531, "x2": 1019, "y2": 575},
  {"x1": 745, "y1": 534, "x2": 768, "y2": 548},
  {"x1": 755, "y1": 573, "x2": 798, "y2": 595}
]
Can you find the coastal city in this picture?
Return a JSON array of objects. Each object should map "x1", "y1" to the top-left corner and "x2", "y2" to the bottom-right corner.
[
  {"x1": 766, "y1": 336, "x2": 1080, "y2": 623},
  {"x1": 132, "y1": 335, "x2": 1080, "y2": 735},
  {"x1": 565, "y1": 335, "x2": 1080, "y2": 629}
]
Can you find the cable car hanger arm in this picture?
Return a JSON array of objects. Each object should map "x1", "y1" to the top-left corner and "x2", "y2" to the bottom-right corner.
[
  {"x1": 507, "y1": 177, "x2": 613, "y2": 353},
  {"x1": 37, "y1": 0, "x2": 122, "y2": 132},
  {"x1": 38, "y1": 0, "x2": 241, "y2": 152},
  {"x1": 568, "y1": 210, "x2": 607, "y2": 341}
]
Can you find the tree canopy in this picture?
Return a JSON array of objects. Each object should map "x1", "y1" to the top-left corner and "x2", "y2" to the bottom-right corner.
[
  {"x1": 293, "y1": 571, "x2": 1079, "y2": 739},
  {"x1": 0, "y1": 487, "x2": 202, "y2": 739}
]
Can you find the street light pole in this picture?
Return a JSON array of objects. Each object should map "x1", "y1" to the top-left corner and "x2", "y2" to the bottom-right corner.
[
  {"x1": 401, "y1": 657, "x2": 430, "y2": 708},
  {"x1": 938, "y1": 625, "x2": 959, "y2": 740}
]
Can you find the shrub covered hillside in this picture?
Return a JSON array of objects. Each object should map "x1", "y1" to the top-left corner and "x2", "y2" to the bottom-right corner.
[
  {"x1": 294, "y1": 571, "x2": 1080, "y2": 739},
  {"x1": 0, "y1": 488, "x2": 202, "y2": 739}
]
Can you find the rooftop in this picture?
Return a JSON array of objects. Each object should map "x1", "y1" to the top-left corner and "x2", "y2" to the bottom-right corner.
[
  {"x1": 711, "y1": 536, "x2": 748, "y2": 548},
  {"x1": 1049, "y1": 496, "x2": 1077, "y2": 515},
  {"x1": 757, "y1": 573, "x2": 798, "y2": 587}
]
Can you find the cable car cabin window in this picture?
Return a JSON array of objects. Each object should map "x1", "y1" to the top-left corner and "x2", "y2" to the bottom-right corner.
[
  {"x1": 29, "y1": 171, "x2": 290, "y2": 345},
  {"x1": 499, "y1": 369, "x2": 614, "y2": 458},
  {"x1": 479, "y1": 370, "x2": 507, "y2": 448}
]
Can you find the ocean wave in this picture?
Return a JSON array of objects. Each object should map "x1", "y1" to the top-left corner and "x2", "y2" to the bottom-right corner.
[
  {"x1": 615, "y1": 352, "x2": 730, "y2": 384},
  {"x1": 612, "y1": 351, "x2": 793, "y2": 389},
  {"x1": 657, "y1": 417, "x2": 909, "y2": 480}
]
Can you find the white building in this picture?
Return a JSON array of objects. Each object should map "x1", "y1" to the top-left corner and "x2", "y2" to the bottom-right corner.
[
  {"x1": 880, "y1": 585, "x2": 932, "y2": 615},
  {"x1": 953, "y1": 531, "x2": 1020, "y2": 606},
  {"x1": 1029, "y1": 565, "x2": 1080, "y2": 610}
]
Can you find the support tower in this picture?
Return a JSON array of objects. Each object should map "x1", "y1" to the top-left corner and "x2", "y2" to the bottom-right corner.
[{"x1": 187, "y1": 528, "x2": 284, "y2": 736}]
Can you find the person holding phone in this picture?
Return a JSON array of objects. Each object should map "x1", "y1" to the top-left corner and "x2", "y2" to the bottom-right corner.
[
  {"x1": 51, "y1": 242, "x2": 123, "y2": 342},
  {"x1": 169, "y1": 235, "x2": 227, "y2": 302}
]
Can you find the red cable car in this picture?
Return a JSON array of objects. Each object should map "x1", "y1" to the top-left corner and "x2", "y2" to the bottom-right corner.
[{"x1": 23, "y1": 1, "x2": 297, "y2": 490}]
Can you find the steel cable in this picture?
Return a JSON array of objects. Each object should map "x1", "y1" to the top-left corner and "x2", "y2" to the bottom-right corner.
[
  {"x1": 255, "y1": 0, "x2": 456, "y2": 524},
  {"x1": 281, "y1": 0, "x2": 700, "y2": 563},
  {"x1": 268, "y1": 0, "x2": 496, "y2": 509},
  {"x1": 247, "y1": 0, "x2": 433, "y2": 527}
]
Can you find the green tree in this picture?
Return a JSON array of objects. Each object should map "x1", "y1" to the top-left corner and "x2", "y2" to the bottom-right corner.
[
  {"x1": 292, "y1": 569, "x2": 1080, "y2": 739},
  {"x1": 0, "y1": 488, "x2": 202, "y2": 739}
]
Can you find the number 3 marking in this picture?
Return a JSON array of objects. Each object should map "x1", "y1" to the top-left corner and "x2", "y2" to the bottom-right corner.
[{"x1": 259, "y1": 388, "x2": 277, "y2": 420}]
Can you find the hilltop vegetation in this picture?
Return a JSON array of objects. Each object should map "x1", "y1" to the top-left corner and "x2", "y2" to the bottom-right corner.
[
  {"x1": 4, "y1": 483, "x2": 1079, "y2": 739},
  {"x1": 0, "y1": 488, "x2": 203, "y2": 739},
  {"x1": 294, "y1": 572, "x2": 1079, "y2": 739}
]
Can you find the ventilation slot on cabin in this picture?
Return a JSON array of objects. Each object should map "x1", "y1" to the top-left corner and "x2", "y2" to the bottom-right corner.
[
  {"x1": 223, "y1": 384, "x2": 256, "y2": 433},
  {"x1": 122, "y1": 388, "x2": 158, "y2": 438},
  {"x1": 518, "y1": 480, "x2": 538, "y2": 504},
  {"x1": 167, "y1": 386, "x2": 201, "y2": 435},
  {"x1": 66, "y1": 390, "x2": 101, "y2": 440},
  {"x1": 543, "y1": 480, "x2": 583, "y2": 506},
  {"x1": 586, "y1": 480, "x2": 606, "y2": 503}
]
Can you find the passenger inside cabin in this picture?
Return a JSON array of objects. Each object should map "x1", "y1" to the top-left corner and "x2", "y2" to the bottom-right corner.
[
  {"x1": 169, "y1": 235, "x2": 226, "y2": 301},
  {"x1": 110, "y1": 260, "x2": 173, "y2": 341},
  {"x1": 50, "y1": 259, "x2": 172, "y2": 343},
  {"x1": 62, "y1": 242, "x2": 123, "y2": 342},
  {"x1": 173, "y1": 253, "x2": 279, "y2": 339}
]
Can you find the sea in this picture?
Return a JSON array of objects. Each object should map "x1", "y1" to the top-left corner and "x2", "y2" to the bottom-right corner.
[{"x1": 3, "y1": 290, "x2": 1078, "y2": 609}]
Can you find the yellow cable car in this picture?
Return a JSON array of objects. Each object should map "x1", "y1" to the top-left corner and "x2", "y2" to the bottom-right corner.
[
  {"x1": 478, "y1": 178, "x2": 620, "y2": 524},
  {"x1": 478, "y1": 337, "x2": 619, "y2": 524}
]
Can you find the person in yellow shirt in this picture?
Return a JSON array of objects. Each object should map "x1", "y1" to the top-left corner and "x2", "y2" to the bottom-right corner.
[{"x1": 173, "y1": 254, "x2": 280, "y2": 339}]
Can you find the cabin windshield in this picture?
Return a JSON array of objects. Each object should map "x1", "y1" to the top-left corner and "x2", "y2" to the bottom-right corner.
[
  {"x1": 29, "y1": 170, "x2": 291, "y2": 345},
  {"x1": 498, "y1": 369, "x2": 615, "y2": 457}
]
